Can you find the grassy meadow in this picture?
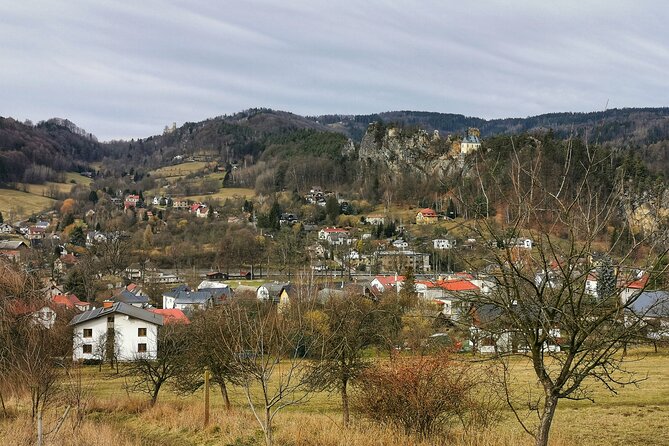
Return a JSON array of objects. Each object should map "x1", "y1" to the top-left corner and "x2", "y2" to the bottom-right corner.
[
  {"x1": 1, "y1": 349, "x2": 668, "y2": 446},
  {"x1": 0, "y1": 173, "x2": 93, "y2": 220}
]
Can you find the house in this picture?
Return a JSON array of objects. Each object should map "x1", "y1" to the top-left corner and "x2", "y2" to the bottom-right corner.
[
  {"x1": 195, "y1": 205, "x2": 209, "y2": 218},
  {"x1": 280, "y1": 213, "x2": 298, "y2": 225},
  {"x1": 370, "y1": 275, "x2": 405, "y2": 294},
  {"x1": 205, "y1": 271, "x2": 228, "y2": 280},
  {"x1": 365, "y1": 214, "x2": 386, "y2": 226},
  {"x1": 318, "y1": 227, "x2": 350, "y2": 245},
  {"x1": 149, "y1": 308, "x2": 190, "y2": 325},
  {"x1": 415, "y1": 208, "x2": 438, "y2": 225},
  {"x1": 52, "y1": 293, "x2": 90, "y2": 312},
  {"x1": 375, "y1": 250, "x2": 432, "y2": 273},
  {"x1": 27, "y1": 226, "x2": 46, "y2": 242},
  {"x1": 70, "y1": 302, "x2": 164, "y2": 361},
  {"x1": 0, "y1": 240, "x2": 29, "y2": 262},
  {"x1": 124, "y1": 194, "x2": 141, "y2": 209},
  {"x1": 113, "y1": 289, "x2": 150, "y2": 308},
  {"x1": 55, "y1": 254, "x2": 79, "y2": 274},
  {"x1": 630, "y1": 291, "x2": 669, "y2": 341},
  {"x1": 392, "y1": 239, "x2": 409, "y2": 249},
  {"x1": 152, "y1": 196, "x2": 161, "y2": 206},
  {"x1": 620, "y1": 273, "x2": 649, "y2": 304},
  {"x1": 433, "y1": 239, "x2": 456, "y2": 250},
  {"x1": 257, "y1": 282, "x2": 292, "y2": 305},
  {"x1": 504, "y1": 238, "x2": 533, "y2": 249},
  {"x1": 86, "y1": 231, "x2": 108, "y2": 246},
  {"x1": 0, "y1": 223, "x2": 14, "y2": 234},
  {"x1": 173, "y1": 199, "x2": 189, "y2": 210},
  {"x1": 197, "y1": 280, "x2": 233, "y2": 303},
  {"x1": 162, "y1": 286, "x2": 214, "y2": 312}
]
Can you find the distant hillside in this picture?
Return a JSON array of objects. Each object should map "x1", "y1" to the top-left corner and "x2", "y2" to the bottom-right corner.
[
  {"x1": 0, "y1": 117, "x2": 107, "y2": 184},
  {"x1": 316, "y1": 108, "x2": 669, "y2": 147}
]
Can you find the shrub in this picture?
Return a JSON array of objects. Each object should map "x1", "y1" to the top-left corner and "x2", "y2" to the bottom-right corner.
[{"x1": 352, "y1": 353, "x2": 498, "y2": 438}]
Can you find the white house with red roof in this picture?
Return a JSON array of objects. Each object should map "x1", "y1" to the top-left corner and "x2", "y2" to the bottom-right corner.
[
  {"x1": 370, "y1": 275, "x2": 405, "y2": 294},
  {"x1": 124, "y1": 194, "x2": 141, "y2": 209}
]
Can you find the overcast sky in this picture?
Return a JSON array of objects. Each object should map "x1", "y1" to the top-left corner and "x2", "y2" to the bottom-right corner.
[{"x1": 1, "y1": 1, "x2": 668, "y2": 141}]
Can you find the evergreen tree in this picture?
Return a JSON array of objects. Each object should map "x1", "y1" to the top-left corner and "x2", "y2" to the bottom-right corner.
[
  {"x1": 69, "y1": 226, "x2": 86, "y2": 247},
  {"x1": 88, "y1": 190, "x2": 99, "y2": 204},
  {"x1": 0, "y1": 211, "x2": 3, "y2": 224},
  {"x1": 446, "y1": 198, "x2": 457, "y2": 219},
  {"x1": 325, "y1": 196, "x2": 340, "y2": 225}
]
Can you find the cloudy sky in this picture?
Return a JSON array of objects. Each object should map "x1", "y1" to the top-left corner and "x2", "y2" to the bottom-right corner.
[{"x1": 1, "y1": 1, "x2": 668, "y2": 141}]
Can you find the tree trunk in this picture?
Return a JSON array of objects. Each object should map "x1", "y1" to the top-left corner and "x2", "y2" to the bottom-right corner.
[
  {"x1": 264, "y1": 407, "x2": 273, "y2": 446},
  {"x1": 151, "y1": 383, "x2": 162, "y2": 407},
  {"x1": 36, "y1": 407, "x2": 43, "y2": 446},
  {"x1": 536, "y1": 395, "x2": 558, "y2": 446},
  {"x1": 341, "y1": 378, "x2": 350, "y2": 427},
  {"x1": 220, "y1": 382, "x2": 231, "y2": 411},
  {"x1": 0, "y1": 390, "x2": 6, "y2": 417}
]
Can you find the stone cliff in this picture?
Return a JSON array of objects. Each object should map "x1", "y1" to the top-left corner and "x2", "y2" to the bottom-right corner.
[{"x1": 357, "y1": 122, "x2": 462, "y2": 178}]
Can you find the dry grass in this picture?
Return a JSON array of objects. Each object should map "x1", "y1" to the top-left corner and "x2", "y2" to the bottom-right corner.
[
  {"x1": 1, "y1": 349, "x2": 668, "y2": 445},
  {"x1": 151, "y1": 162, "x2": 208, "y2": 179},
  {"x1": 184, "y1": 187, "x2": 256, "y2": 202},
  {"x1": 0, "y1": 188, "x2": 55, "y2": 220}
]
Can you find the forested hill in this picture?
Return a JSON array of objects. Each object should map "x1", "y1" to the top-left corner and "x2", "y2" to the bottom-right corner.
[
  {"x1": 316, "y1": 108, "x2": 669, "y2": 147},
  {"x1": 0, "y1": 117, "x2": 107, "y2": 184},
  {"x1": 4, "y1": 107, "x2": 669, "y2": 185}
]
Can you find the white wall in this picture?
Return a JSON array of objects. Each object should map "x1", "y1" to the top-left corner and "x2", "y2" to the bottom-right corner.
[{"x1": 73, "y1": 315, "x2": 159, "y2": 361}]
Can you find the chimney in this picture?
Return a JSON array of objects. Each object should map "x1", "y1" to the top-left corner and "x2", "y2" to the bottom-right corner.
[{"x1": 103, "y1": 300, "x2": 114, "y2": 309}]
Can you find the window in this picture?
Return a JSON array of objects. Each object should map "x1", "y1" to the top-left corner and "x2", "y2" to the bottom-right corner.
[
  {"x1": 137, "y1": 343, "x2": 147, "y2": 353},
  {"x1": 82, "y1": 344, "x2": 92, "y2": 354},
  {"x1": 138, "y1": 327, "x2": 147, "y2": 337},
  {"x1": 83, "y1": 328, "x2": 93, "y2": 338}
]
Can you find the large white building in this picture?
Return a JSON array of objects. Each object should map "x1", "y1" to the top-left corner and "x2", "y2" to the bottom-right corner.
[{"x1": 70, "y1": 302, "x2": 163, "y2": 361}]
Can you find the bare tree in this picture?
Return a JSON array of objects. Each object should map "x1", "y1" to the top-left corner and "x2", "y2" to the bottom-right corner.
[
  {"x1": 303, "y1": 292, "x2": 380, "y2": 426},
  {"x1": 217, "y1": 297, "x2": 317, "y2": 446},
  {"x1": 123, "y1": 323, "x2": 189, "y2": 406},
  {"x1": 458, "y1": 138, "x2": 669, "y2": 446},
  {"x1": 175, "y1": 307, "x2": 244, "y2": 410}
]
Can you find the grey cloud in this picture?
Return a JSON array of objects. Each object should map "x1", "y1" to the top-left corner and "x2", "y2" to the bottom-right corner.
[{"x1": 1, "y1": 0, "x2": 668, "y2": 140}]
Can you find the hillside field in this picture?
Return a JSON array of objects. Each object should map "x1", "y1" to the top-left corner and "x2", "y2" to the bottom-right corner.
[{"x1": 0, "y1": 348, "x2": 667, "y2": 446}]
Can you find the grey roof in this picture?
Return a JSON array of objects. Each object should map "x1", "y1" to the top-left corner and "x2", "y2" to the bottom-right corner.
[
  {"x1": 115, "y1": 290, "x2": 150, "y2": 305},
  {"x1": 0, "y1": 240, "x2": 29, "y2": 250},
  {"x1": 163, "y1": 285, "x2": 190, "y2": 298},
  {"x1": 631, "y1": 291, "x2": 669, "y2": 318},
  {"x1": 199, "y1": 287, "x2": 232, "y2": 299},
  {"x1": 171, "y1": 290, "x2": 213, "y2": 305},
  {"x1": 69, "y1": 302, "x2": 163, "y2": 326}
]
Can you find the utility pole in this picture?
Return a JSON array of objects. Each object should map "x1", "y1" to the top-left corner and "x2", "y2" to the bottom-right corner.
[{"x1": 204, "y1": 366, "x2": 211, "y2": 427}]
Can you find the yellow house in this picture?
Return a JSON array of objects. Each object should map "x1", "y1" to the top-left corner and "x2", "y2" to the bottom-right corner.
[{"x1": 416, "y1": 208, "x2": 438, "y2": 224}]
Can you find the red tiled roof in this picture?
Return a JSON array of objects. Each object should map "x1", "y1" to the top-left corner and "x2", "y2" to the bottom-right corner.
[
  {"x1": 418, "y1": 208, "x2": 437, "y2": 217},
  {"x1": 52, "y1": 293, "x2": 89, "y2": 309},
  {"x1": 626, "y1": 274, "x2": 648, "y2": 289},
  {"x1": 374, "y1": 275, "x2": 405, "y2": 286},
  {"x1": 322, "y1": 228, "x2": 348, "y2": 233},
  {"x1": 436, "y1": 280, "x2": 479, "y2": 292},
  {"x1": 149, "y1": 309, "x2": 190, "y2": 324}
]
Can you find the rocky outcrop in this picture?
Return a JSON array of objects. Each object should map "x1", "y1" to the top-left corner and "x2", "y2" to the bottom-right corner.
[{"x1": 357, "y1": 122, "x2": 462, "y2": 178}]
